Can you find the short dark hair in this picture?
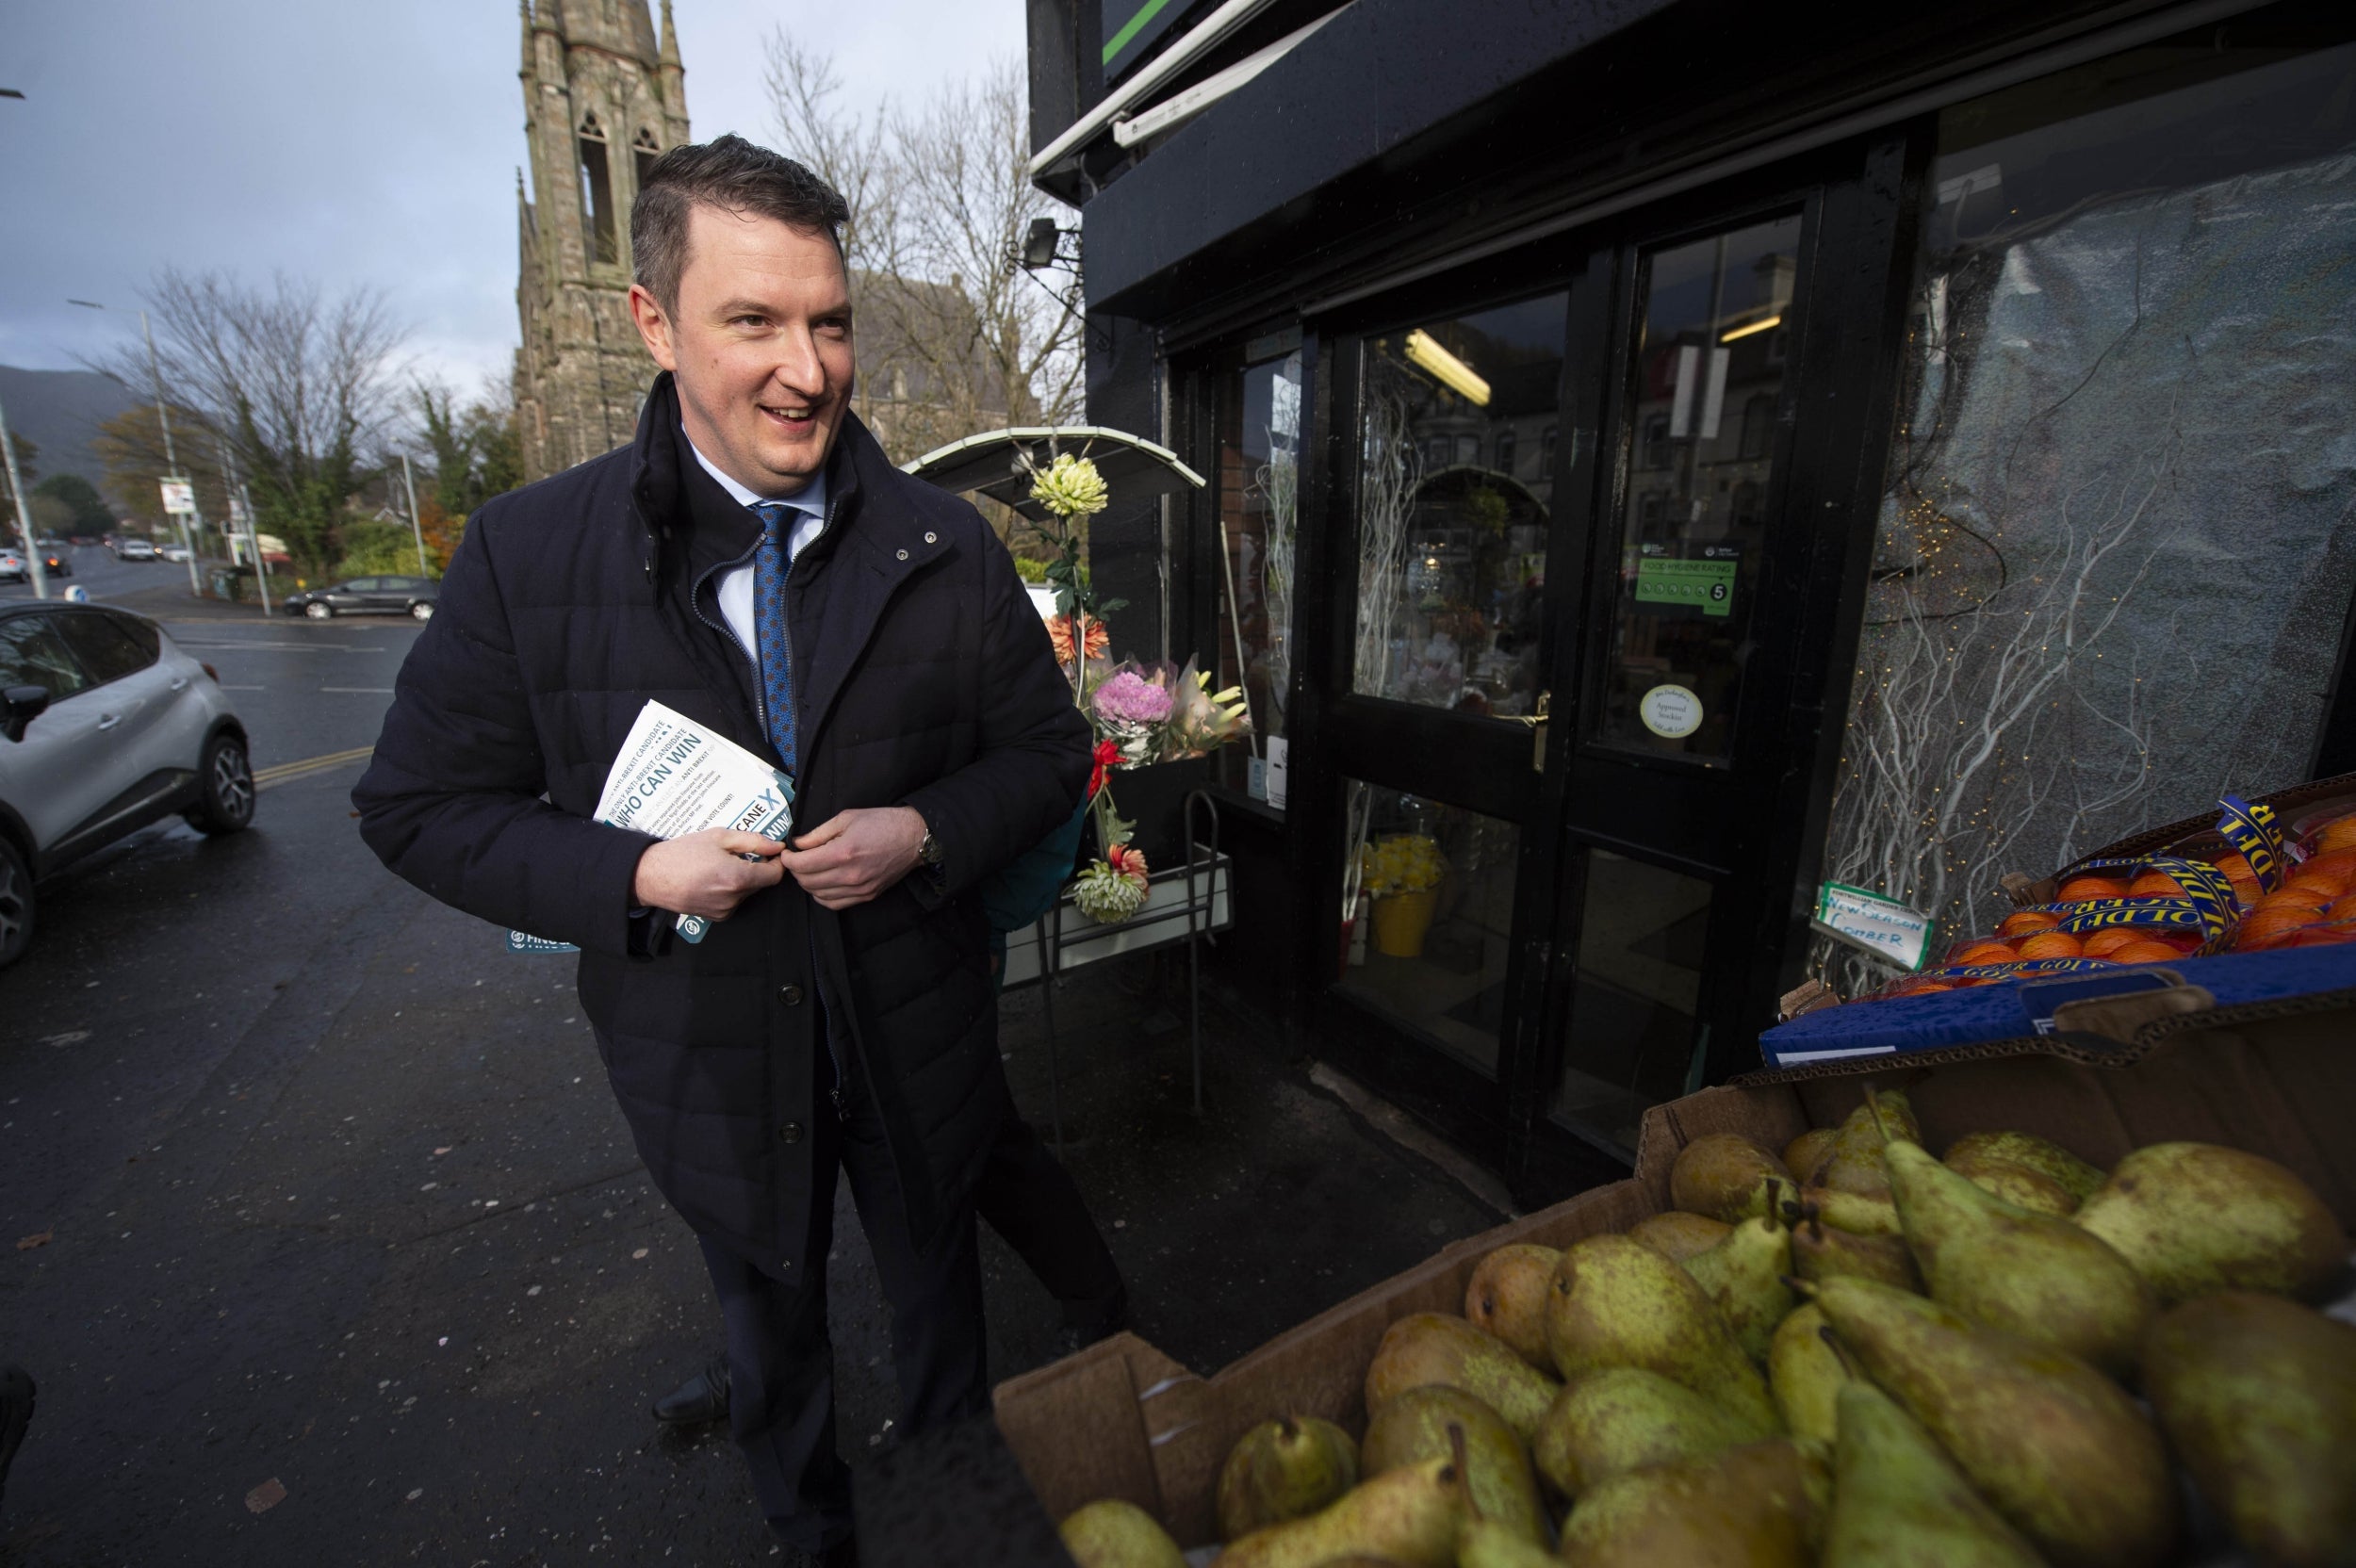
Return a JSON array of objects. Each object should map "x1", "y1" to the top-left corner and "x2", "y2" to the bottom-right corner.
[{"x1": 631, "y1": 134, "x2": 849, "y2": 314}]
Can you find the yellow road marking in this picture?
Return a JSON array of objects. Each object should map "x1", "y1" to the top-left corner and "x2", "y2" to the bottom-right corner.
[{"x1": 254, "y1": 744, "x2": 375, "y2": 789}]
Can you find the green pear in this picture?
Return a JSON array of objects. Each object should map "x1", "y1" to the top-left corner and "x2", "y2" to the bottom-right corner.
[
  {"x1": 1950, "y1": 1157, "x2": 2077, "y2": 1217},
  {"x1": 1810, "y1": 1275, "x2": 2176, "y2": 1568},
  {"x1": 1668, "y1": 1134, "x2": 1791, "y2": 1224},
  {"x1": 1216, "y1": 1456, "x2": 1466, "y2": 1568},
  {"x1": 1814, "y1": 1090, "x2": 1920, "y2": 1199},
  {"x1": 1059, "y1": 1498, "x2": 1186, "y2": 1568},
  {"x1": 1464, "y1": 1245, "x2": 1561, "y2": 1371},
  {"x1": 1361, "y1": 1385, "x2": 1546, "y2": 1546},
  {"x1": 1882, "y1": 1132, "x2": 2152, "y2": 1377},
  {"x1": 1543, "y1": 1234, "x2": 1780, "y2": 1438},
  {"x1": 1788, "y1": 1204, "x2": 1922, "y2": 1292},
  {"x1": 1823, "y1": 1380, "x2": 2043, "y2": 1568},
  {"x1": 1944, "y1": 1130, "x2": 2105, "y2": 1203},
  {"x1": 1794, "y1": 1185, "x2": 1901, "y2": 1236},
  {"x1": 1783, "y1": 1128, "x2": 1837, "y2": 1185},
  {"x1": 1766, "y1": 1304, "x2": 1848, "y2": 1446},
  {"x1": 1456, "y1": 1517, "x2": 1559, "y2": 1568},
  {"x1": 1364, "y1": 1314, "x2": 1558, "y2": 1445},
  {"x1": 2072, "y1": 1141, "x2": 2347, "y2": 1305},
  {"x1": 1678, "y1": 1210, "x2": 1793, "y2": 1363},
  {"x1": 1556, "y1": 1439, "x2": 1824, "y2": 1567},
  {"x1": 1532, "y1": 1366, "x2": 1754, "y2": 1497},
  {"x1": 1217, "y1": 1415, "x2": 1360, "y2": 1541},
  {"x1": 1627, "y1": 1211, "x2": 1732, "y2": 1264},
  {"x1": 2143, "y1": 1290, "x2": 2356, "y2": 1567}
]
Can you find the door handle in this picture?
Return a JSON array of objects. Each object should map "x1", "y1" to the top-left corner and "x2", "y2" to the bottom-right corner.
[
  {"x1": 97, "y1": 712, "x2": 121, "y2": 730},
  {"x1": 1525, "y1": 691, "x2": 1550, "y2": 772},
  {"x1": 170, "y1": 677, "x2": 189, "y2": 692}
]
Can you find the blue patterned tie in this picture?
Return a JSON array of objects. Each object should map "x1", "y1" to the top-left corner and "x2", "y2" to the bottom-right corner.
[{"x1": 751, "y1": 500, "x2": 799, "y2": 776}]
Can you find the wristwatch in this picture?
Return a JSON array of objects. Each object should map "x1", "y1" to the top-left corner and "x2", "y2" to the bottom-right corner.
[{"x1": 916, "y1": 817, "x2": 945, "y2": 875}]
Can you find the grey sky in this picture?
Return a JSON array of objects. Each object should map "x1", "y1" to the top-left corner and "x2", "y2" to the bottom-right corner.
[{"x1": 0, "y1": 0, "x2": 1025, "y2": 402}]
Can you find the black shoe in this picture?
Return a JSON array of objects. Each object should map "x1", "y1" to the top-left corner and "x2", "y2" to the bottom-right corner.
[
  {"x1": 651, "y1": 1354, "x2": 729, "y2": 1425},
  {"x1": 0, "y1": 1364, "x2": 33, "y2": 1511}
]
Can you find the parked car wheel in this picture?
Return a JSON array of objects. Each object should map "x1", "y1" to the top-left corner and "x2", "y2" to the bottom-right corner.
[
  {"x1": 409, "y1": 601, "x2": 434, "y2": 622},
  {"x1": 303, "y1": 601, "x2": 334, "y2": 620},
  {"x1": 0, "y1": 836, "x2": 31, "y2": 968},
  {"x1": 186, "y1": 732, "x2": 255, "y2": 835}
]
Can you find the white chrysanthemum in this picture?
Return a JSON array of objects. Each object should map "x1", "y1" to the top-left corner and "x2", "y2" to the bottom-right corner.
[
  {"x1": 1030, "y1": 453, "x2": 1109, "y2": 520},
  {"x1": 1072, "y1": 860, "x2": 1149, "y2": 923}
]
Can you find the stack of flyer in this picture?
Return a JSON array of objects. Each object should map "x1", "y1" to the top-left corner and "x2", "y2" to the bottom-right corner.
[{"x1": 506, "y1": 701, "x2": 794, "y2": 954}]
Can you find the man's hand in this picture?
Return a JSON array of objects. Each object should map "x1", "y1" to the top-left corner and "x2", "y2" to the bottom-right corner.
[
  {"x1": 631, "y1": 829, "x2": 786, "y2": 921},
  {"x1": 785, "y1": 807, "x2": 927, "y2": 910}
]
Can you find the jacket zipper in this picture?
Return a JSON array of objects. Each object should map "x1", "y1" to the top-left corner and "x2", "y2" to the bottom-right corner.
[{"x1": 689, "y1": 497, "x2": 852, "y2": 1121}]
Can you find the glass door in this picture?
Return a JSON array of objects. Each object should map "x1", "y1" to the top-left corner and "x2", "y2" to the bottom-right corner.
[
  {"x1": 1313, "y1": 286, "x2": 1576, "y2": 1152},
  {"x1": 1299, "y1": 140, "x2": 1924, "y2": 1196}
]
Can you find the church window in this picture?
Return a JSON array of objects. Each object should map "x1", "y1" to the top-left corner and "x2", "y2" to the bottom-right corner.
[
  {"x1": 579, "y1": 113, "x2": 617, "y2": 266},
  {"x1": 633, "y1": 127, "x2": 662, "y2": 198}
]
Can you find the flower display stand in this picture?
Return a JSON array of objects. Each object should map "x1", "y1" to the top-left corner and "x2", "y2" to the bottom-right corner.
[{"x1": 1004, "y1": 791, "x2": 1230, "y2": 1143}]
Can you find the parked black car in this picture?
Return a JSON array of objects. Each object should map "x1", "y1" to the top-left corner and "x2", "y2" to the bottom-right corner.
[{"x1": 284, "y1": 575, "x2": 436, "y2": 621}]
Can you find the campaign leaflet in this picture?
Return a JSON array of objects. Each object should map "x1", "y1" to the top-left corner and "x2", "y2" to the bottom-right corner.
[{"x1": 510, "y1": 701, "x2": 794, "y2": 952}]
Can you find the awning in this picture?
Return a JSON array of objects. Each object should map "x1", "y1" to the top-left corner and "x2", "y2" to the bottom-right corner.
[{"x1": 901, "y1": 426, "x2": 1206, "y2": 522}]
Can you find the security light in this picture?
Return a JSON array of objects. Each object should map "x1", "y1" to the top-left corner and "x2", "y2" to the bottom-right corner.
[{"x1": 1022, "y1": 218, "x2": 1067, "y2": 272}]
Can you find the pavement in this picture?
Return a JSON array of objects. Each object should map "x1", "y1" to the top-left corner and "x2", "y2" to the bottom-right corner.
[{"x1": 0, "y1": 556, "x2": 1530, "y2": 1565}]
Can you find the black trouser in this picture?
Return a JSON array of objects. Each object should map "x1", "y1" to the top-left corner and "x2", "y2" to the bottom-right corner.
[
  {"x1": 699, "y1": 1041, "x2": 988, "y2": 1551},
  {"x1": 973, "y1": 1114, "x2": 1125, "y2": 1334}
]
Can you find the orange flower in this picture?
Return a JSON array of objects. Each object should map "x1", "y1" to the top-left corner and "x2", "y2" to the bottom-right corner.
[
  {"x1": 1048, "y1": 613, "x2": 1110, "y2": 665},
  {"x1": 1105, "y1": 841, "x2": 1150, "y2": 888}
]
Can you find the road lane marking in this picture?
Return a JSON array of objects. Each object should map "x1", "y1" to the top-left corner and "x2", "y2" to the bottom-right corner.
[
  {"x1": 254, "y1": 745, "x2": 375, "y2": 789},
  {"x1": 320, "y1": 686, "x2": 394, "y2": 694},
  {"x1": 221, "y1": 684, "x2": 267, "y2": 691}
]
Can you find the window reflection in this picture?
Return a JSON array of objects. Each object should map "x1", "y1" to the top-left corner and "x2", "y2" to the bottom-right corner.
[
  {"x1": 1337, "y1": 779, "x2": 1521, "y2": 1079},
  {"x1": 1596, "y1": 216, "x2": 1801, "y2": 763},
  {"x1": 1551, "y1": 847, "x2": 1713, "y2": 1154},
  {"x1": 1214, "y1": 348, "x2": 1302, "y2": 802},
  {"x1": 1355, "y1": 294, "x2": 1568, "y2": 718}
]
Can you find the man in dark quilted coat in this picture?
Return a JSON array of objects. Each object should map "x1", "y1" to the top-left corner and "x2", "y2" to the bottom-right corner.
[{"x1": 352, "y1": 137, "x2": 1090, "y2": 1560}]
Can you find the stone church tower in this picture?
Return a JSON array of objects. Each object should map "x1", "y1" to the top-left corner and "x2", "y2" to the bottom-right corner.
[{"x1": 513, "y1": 0, "x2": 689, "y2": 482}]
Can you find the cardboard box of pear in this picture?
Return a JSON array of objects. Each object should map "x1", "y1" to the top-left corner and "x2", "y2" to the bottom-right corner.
[{"x1": 997, "y1": 1000, "x2": 2353, "y2": 1564}]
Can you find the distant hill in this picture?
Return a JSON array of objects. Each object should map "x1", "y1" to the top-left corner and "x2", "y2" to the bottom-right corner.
[{"x1": 0, "y1": 366, "x2": 145, "y2": 505}]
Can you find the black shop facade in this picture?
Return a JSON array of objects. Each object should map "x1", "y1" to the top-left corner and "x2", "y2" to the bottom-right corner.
[{"x1": 1022, "y1": 0, "x2": 2356, "y2": 1204}]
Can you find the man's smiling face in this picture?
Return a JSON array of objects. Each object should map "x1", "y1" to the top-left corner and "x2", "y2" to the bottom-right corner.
[{"x1": 629, "y1": 202, "x2": 853, "y2": 495}]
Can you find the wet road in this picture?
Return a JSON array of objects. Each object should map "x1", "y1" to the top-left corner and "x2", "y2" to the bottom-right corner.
[
  {"x1": 0, "y1": 590, "x2": 1517, "y2": 1566},
  {"x1": 0, "y1": 609, "x2": 798, "y2": 1564}
]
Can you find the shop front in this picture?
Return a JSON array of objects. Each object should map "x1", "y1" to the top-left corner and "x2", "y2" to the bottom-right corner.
[{"x1": 1027, "y1": 0, "x2": 2356, "y2": 1204}]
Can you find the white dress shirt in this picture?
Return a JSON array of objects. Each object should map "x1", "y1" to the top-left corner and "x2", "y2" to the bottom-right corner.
[{"x1": 685, "y1": 433, "x2": 827, "y2": 671}]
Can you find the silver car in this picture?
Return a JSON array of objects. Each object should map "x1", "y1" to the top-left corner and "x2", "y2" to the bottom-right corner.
[{"x1": 0, "y1": 603, "x2": 254, "y2": 965}]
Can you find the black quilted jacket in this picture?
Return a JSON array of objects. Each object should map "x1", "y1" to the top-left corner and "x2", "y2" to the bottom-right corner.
[{"x1": 353, "y1": 375, "x2": 1090, "y2": 1280}]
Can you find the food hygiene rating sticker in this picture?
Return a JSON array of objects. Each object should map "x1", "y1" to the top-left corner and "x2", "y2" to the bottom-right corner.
[
  {"x1": 1634, "y1": 555, "x2": 1737, "y2": 617},
  {"x1": 1640, "y1": 683, "x2": 1704, "y2": 739}
]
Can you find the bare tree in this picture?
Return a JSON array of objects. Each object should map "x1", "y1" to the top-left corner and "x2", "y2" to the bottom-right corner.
[
  {"x1": 763, "y1": 40, "x2": 1083, "y2": 465},
  {"x1": 91, "y1": 270, "x2": 408, "y2": 573}
]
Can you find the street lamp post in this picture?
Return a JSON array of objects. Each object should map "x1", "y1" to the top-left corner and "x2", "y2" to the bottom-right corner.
[
  {"x1": 400, "y1": 452, "x2": 428, "y2": 577},
  {"x1": 68, "y1": 299, "x2": 204, "y2": 596},
  {"x1": 215, "y1": 435, "x2": 273, "y2": 617},
  {"x1": 0, "y1": 390, "x2": 48, "y2": 599}
]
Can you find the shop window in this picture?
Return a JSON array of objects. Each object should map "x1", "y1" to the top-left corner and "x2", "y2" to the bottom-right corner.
[
  {"x1": 1594, "y1": 215, "x2": 1804, "y2": 764},
  {"x1": 1356, "y1": 292, "x2": 1568, "y2": 717},
  {"x1": 1495, "y1": 430, "x2": 1517, "y2": 478},
  {"x1": 1212, "y1": 348, "x2": 1302, "y2": 802},
  {"x1": 1820, "y1": 12, "x2": 2356, "y2": 986},
  {"x1": 1337, "y1": 780, "x2": 1521, "y2": 1079},
  {"x1": 1551, "y1": 847, "x2": 1714, "y2": 1153}
]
